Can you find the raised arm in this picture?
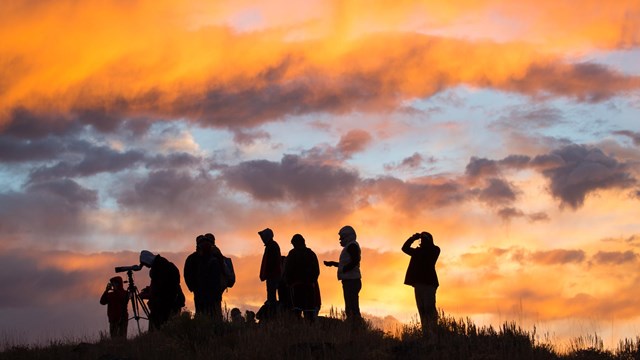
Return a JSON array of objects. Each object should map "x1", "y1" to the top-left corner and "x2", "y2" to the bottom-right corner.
[{"x1": 402, "y1": 233, "x2": 420, "y2": 255}]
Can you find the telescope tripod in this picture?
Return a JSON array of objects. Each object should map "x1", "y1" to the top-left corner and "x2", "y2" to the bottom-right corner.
[{"x1": 124, "y1": 269, "x2": 150, "y2": 334}]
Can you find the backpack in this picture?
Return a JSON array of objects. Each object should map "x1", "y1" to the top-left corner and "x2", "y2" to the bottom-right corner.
[{"x1": 220, "y1": 256, "x2": 236, "y2": 289}]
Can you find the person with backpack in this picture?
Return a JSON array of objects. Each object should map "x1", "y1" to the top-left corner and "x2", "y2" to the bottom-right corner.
[
  {"x1": 99, "y1": 276, "x2": 129, "y2": 339},
  {"x1": 184, "y1": 234, "x2": 223, "y2": 322},
  {"x1": 139, "y1": 250, "x2": 184, "y2": 330}
]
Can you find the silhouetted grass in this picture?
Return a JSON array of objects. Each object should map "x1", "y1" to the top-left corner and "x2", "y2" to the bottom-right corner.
[{"x1": 2, "y1": 310, "x2": 640, "y2": 359}]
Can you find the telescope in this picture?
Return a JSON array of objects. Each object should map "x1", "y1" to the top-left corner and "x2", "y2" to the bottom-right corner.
[{"x1": 115, "y1": 264, "x2": 143, "y2": 273}]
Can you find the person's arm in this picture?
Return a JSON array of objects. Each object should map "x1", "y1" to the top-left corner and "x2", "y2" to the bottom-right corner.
[
  {"x1": 323, "y1": 260, "x2": 338, "y2": 267},
  {"x1": 99, "y1": 287, "x2": 110, "y2": 305},
  {"x1": 402, "y1": 233, "x2": 420, "y2": 255},
  {"x1": 183, "y1": 255, "x2": 196, "y2": 292},
  {"x1": 343, "y1": 243, "x2": 360, "y2": 273}
]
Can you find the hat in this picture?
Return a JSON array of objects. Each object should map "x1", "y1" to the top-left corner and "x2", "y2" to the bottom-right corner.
[
  {"x1": 258, "y1": 228, "x2": 274, "y2": 239},
  {"x1": 110, "y1": 276, "x2": 123, "y2": 285},
  {"x1": 140, "y1": 250, "x2": 156, "y2": 266}
]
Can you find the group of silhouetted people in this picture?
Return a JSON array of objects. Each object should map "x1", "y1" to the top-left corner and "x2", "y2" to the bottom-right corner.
[{"x1": 100, "y1": 226, "x2": 440, "y2": 339}]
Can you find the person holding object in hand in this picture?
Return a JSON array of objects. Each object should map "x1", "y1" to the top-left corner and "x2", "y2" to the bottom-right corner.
[
  {"x1": 402, "y1": 231, "x2": 440, "y2": 338},
  {"x1": 323, "y1": 225, "x2": 362, "y2": 322}
]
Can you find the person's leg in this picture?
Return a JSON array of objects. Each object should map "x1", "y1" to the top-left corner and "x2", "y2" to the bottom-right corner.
[
  {"x1": 342, "y1": 279, "x2": 362, "y2": 320},
  {"x1": 266, "y1": 278, "x2": 279, "y2": 304},
  {"x1": 415, "y1": 284, "x2": 438, "y2": 337}
]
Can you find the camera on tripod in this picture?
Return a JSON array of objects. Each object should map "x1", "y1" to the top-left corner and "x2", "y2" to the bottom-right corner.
[{"x1": 115, "y1": 264, "x2": 143, "y2": 273}]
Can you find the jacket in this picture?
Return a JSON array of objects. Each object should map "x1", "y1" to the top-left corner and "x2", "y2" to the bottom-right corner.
[{"x1": 402, "y1": 240, "x2": 440, "y2": 287}]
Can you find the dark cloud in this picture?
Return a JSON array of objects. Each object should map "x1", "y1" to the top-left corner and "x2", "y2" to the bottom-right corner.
[
  {"x1": 505, "y1": 62, "x2": 640, "y2": 102},
  {"x1": 477, "y1": 178, "x2": 518, "y2": 206},
  {"x1": 497, "y1": 207, "x2": 524, "y2": 221},
  {"x1": 614, "y1": 130, "x2": 640, "y2": 146},
  {"x1": 540, "y1": 145, "x2": 637, "y2": 209},
  {"x1": 336, "y1": 129, "x2": 373, "y2": 157},
  {"x1": 492, "y1": 106, "x2": 565, "y2": 131},
  {"x1": 592, "y1": 250, "x2": 637, "y2": 265},
  {"x1": 529, "y1": 249, "x2": 586, "y2": 265},
  {"x1": 0, "y1": 135, "x2": 66, "y2": 162},
  {"x1": 28, "y1": 144, "x2": 145, "y2": 182},
  {"x1": 145, "y1": 152, "x2": 203, "y2": 170},
  {"x1": 527, "y1": 212, "x2": 549, "y2": 222},
  {"x1": 222, "y1": 154, "x2": 360, "y2": 216},
  {"x1": 0, "y1": 179, "x2": 98, "y2": 243},
  {"x1": 384, "y1": 152, "x2": 435, "y2": 172},
  {"x1": 232, "y1": 129, "x2": 271, "y2": 146},
  {"x1": 466, "y1": 155, "x2": 532, "y2": 180}
]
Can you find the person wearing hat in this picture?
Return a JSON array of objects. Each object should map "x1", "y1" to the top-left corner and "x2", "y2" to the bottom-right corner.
[
  {"x1": 99, "y1": 275, "x2": 129, "y2": 339},
  {"x1": 184, "y1": 234, "x2": 223, "y2": 321},
  {"x1": 323, "y1": 225, "x2": 362, "y2": 321},
  {"x1": 402, "y1": 231, "x2": 440, "y2": 337},
  {"x1": 258, "y1": 228, "x2": 281, "y2": 305},
  {"x1": 140, "y1": 250, "x2": 184, "y2": 330}
]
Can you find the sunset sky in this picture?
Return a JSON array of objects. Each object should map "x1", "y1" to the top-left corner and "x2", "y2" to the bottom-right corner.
[{"x1": 1, "y1": 0, "x2": 639, "y2": 347}]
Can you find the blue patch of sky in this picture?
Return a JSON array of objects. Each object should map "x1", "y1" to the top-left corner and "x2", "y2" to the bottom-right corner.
[{"x1": 583, "y1": 49, "x2": 640, "y2": 76}]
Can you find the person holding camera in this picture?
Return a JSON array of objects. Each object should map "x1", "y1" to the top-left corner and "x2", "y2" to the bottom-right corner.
[
  {"x1": 99, "y1": 276, "x2": 129, "y2": 339},
  {"x1": 402, "y1": 232, "x2": 440, "y2": 337}
]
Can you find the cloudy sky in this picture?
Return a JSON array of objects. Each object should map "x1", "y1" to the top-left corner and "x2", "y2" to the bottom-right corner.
[{"x1": 1, "y1": 0, "x2": 639, "y2": 347}]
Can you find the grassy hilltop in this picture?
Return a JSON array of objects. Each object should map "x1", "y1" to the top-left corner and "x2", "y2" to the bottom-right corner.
[{"x1": 2, "y1": 311, "x2": 640, "y2": 360}]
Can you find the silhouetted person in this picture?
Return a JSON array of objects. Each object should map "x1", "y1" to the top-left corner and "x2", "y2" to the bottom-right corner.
[
  {"x1": 184, "y1": 234, "x2": 223, "y2": 322},
  {"x1": 324, "y1": 225, "x2": 362, "y2": 321},
  {"x1": 100, "y1": 276, "x2": 129, "y2": 339},
  {"x1": 259, "y1": 228, "x2": 281, "y2": 305},
  {"x1": 140, "y1": 250, "x2": 184, "y2": 330},
  {"x1": 402, "y1": 232, "x2": 440, "y2": 337},
  {"x1": 245, "y1": 310, "x2": 256, "y2": 325},
  {"x1": 283, "y1": 234, "x2": 321, "y2": 321},
  {"x1": 230, "y1": 307, "x2": 244, "y2": 325}
]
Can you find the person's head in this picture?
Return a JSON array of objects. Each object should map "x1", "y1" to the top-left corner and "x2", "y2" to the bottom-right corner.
[
  {"x1": 140, "y1": 250, "x2": 156, "y2": 268},
  {"x1": 338, "y1": 225, "x2": 356, "y2": 247},
  {"x1": 245, "y1": 310, "x2": 256, "y2": 323},
  {"x1": 204, "y1": 233, "x2": 216, "y2": 245},
  {"x1": 291, "y1": 234, "x2": 306, "y2": 249},
  {"x1": 110, "y1": 276, "x2": 124, "y2": 290},
  {"x1": 418, "y1": 232, "x2": 434, "y2": 246},
  {"x1": 231, "y1": 308, "x2": 243, "y2": 322},
  {"x1": 258, "y1": 228, "x2": 274, "y2": 244},
  {"x1": 196, "y1": 234, "x2": 214, "y2": 254}
]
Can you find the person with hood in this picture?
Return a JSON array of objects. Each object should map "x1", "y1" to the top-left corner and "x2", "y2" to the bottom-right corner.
[
  {"x1": 258, "y1": 228, "x2": 281, "y2": 305},
  {"x1": 184, "y1": 234, "x2": 223, "y2": 321},
  {"x1": 140, "y1": 250, "x2": 184, "y2": 330},
  {"x1": 402, "y1": 231, "x2": 440, "y2": 336},
  {"x1": 99, "y1": 276, "x2": 129, "y2": 339},
  {"x1": 283, "y1": 234, "x2": 321, "y2": 321},
  {"x1": 323, "y1": 225, "x2": 362, "y2": 321}
]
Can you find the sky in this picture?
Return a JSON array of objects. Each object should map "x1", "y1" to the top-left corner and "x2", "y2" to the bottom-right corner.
[{"x1": 1, "y1": 0, "x2": 640, "y2": 349}]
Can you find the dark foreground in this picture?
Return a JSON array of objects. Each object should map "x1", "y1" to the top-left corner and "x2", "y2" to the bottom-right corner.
[{"x1": 2, "y1": 312, "x2": 640, "y2": 360}]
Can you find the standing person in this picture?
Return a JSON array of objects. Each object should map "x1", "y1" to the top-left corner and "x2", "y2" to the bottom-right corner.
[
  {"x1": 99, "y1": 276, "x2": 129, "y2": 339},
  {"x1": 402, "y1": 232, "x2": 440, "y2": 337},
  {"x1": 184, "y1": 235, "x2": 223, "y2": 321},
  {"x1": 258, "y1": 228, "x2": 281, "y2": 305},
  {"x1": 283, "y1": 234, "x2": 321, "y2": 321},
  {"x1": 323, "y1": 225, "x2": 362, "y2": 322},
  {"x1": 140, "y1": 250, "x2": 184, "y2": 330}
]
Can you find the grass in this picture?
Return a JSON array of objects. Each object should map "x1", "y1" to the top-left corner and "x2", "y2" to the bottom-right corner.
[{"x1": 2, "y1": 310, "x2": 640, "y2": 359}]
